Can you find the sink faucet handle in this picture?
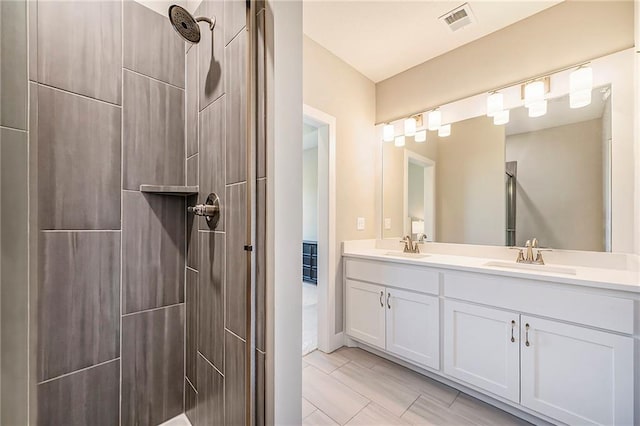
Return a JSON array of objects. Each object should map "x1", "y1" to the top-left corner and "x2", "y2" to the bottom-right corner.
[
  {"x1": 532, "y1": 238, "x2": 539, "y2": 248},
  {"x1": 509, "y1": 247, "x2": 525, "y2": 263},
  {"x1": 534, "y1": 248, "x2": 552, "y2": 265}
]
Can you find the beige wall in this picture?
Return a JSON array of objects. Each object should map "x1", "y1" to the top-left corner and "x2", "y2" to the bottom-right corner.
[
  {"x1": 303, "y1": 146, "x2": 318, "y2": 241},
  {"x1": 435, "y1": 116, "x2": 505, "y2": 245},
  {"x1": 376, "y1": 0, "x2": 635, "y2": 123},
  {"x1": 506, "y1": 119, "x2": 605, "y2": 251},
  {"x1": 303, "y1": 35, "x2": 376, "y2": 333}
]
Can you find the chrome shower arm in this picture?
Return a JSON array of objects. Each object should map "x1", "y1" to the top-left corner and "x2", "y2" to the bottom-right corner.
[{"x1": 195, "y1": 16, "x2": 216, "y2": 30}]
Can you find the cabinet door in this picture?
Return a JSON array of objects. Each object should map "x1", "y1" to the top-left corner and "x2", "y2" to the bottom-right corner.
[
  {"x1": 443, "y1": 300, "x2": 520, "y2": 402},
  {"x1": 386, "y1": 289, "x2": 439, "y2": 369},
  {"x1": 521, "y1": 316, "x2": 634, "y2": 425},
  {"x1": 345, "y1": 279, "x2": 386, "y2": 349}
]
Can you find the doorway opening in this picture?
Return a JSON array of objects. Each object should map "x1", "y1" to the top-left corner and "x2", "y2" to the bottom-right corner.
[{"x1": 301, "y1": 105, "x2": 337, "y2": 357}]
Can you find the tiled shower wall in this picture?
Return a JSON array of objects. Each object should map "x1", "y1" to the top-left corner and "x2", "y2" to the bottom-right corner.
[
  {"x1": 0, "y1": 0, "x2": 30, "y2": 424},
  {"x1": 183, "y1": 0, "x2": 264, "y2": 424},
  {"x1": 31, "y1": 1, "x2": 187, "y2": 425}
]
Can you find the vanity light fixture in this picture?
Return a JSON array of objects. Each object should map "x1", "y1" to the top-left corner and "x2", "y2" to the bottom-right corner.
[
  {"x1": 524, "y1": 80, "x2": 545, "y2": 108},
  {"x1": 570, "y1": 65, "x2": 593, "y2": 109},
  {"x1": 528, "y1": 100, "x2": 547, "y2": 118},
  {"x1": 404, "y1": 117, "x2": 417, "y2": 137},
  {"x1": 383, "y1": 124, "x2": 395, "y2": 142},
  {"x1": 415, "y1": 130, "x2": 427, "y2": 143},
  {"x1": 438, "y1": 124, "x2": 451, "y2": 137},
  {"x1": 428, "y1": 109, "x2": 441, "y2": 131},
  {"x1": 493, "y1": 109, "x2": 510, "y2": 125},
  {"x1": 486, "y1": 92, "x2": 503, "y2": 117},
  {"x1": 395, "y1": 135, "x2": 406, "y2": 147}
]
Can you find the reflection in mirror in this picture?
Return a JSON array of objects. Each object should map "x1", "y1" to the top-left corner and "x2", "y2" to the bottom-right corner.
[{"x1": 382, "y1": 85, "x2": 612, "y2": 252}]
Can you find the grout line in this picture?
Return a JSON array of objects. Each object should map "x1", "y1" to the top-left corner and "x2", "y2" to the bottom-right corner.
[
  {"x1": 40, "y1": 229, "x2": 121, "y2": 233},
  {"x1": 197, "y1": 351, "x2": 224, "y2": 378},
  {"x1": 37, "y1": 358, "x2": 120, "y2": 386},
  {"x1": 36, "y1": 82, "x2": 122, "y2": 108},
  {"x1": 119, "y1": 1, "x2": 124, "y2": 423},
  {"x1": 185, "y1": 376, "x2": 198, "y2": 395},
  {"x1": 123, "y1": 67, "x2": 185, "y2": 91},
  {"x1": 121, "y1": 302, "x2": 184, "y2": 318},
  {"x1": 341, "y1": 402, "x2": 368, "y2": 425},
  {"x1": 225, "y1": 180, "x2": 247, "y2": 188},
  {"x1": 224, "y1": 327, "x2": 247, "y2": 343},
  {"x1": 198, "y1": 92, "x2": 225, "y2": 114},
  {"x1": 399, "y1": 394, "x2": 421, "y2": 419},
  {"x1": 0, "y1": 125, "x2": 28, "y2": 133}
]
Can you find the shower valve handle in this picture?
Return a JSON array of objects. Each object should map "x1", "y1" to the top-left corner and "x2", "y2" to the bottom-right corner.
[
  {"x1": 188, "y1": 204, "x2": 218, "y2": 217},
  {"x1": 188, "y1": 193, "x2": 220, "y2": 230}
]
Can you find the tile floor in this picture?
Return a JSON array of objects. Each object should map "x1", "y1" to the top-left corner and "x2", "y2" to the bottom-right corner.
[
  {"x1": 302, "y1": 347, "x2": 531, "y2": 426},
  {"x1": 302, "y1": 282, "x2": 318, "y2": 355}
]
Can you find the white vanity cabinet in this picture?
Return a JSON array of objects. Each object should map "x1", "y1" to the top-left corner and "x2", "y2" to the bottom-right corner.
[
  {"x1": 343, "y1": 255, "x2": 637, "y2": 425},
  {"x1": 344, "y1": 260, "x2": 440, "y2": 369},
  {"x1": 520, "y1": 316, "x2": 634, "y2": 426},
  {"x1": 345, "y1": 279, "x2": 386, "y2": 349},
  {"x1": 385, "y1": 288, "x2": 439, "y2": 369},
  {"x1": 443, "y1": 300, "x2": 520, "y2": 403}
]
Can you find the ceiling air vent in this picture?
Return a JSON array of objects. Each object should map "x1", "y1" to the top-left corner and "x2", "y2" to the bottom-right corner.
[{"x1": 439, "y1": 3, "x2": 475, "y2": 32}]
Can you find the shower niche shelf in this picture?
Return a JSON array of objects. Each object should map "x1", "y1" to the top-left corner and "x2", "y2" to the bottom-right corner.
[{"x1": 140, "y1": 185, "x2": 199, "y2": 196}]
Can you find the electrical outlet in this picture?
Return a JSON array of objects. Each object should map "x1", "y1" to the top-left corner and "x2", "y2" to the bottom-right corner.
[
  {"x1": 357, "y1": 217, "x2": 365, "y2": 231},
  {"x1": 384, "y1": 218, "x2": 392, "y2": 230}
]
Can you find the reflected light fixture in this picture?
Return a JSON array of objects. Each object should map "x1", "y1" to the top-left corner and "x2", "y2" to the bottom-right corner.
[
  {"x1": 383, "y1": 124, "x2": 395, "y2": 142},
  {"x1": 415, "y1": 130, "x2": 427, "y2": 143},
  {"x1": 493, "y1": 109, "x2": 510, "y2": 125},
  {"x1": 528, "y1": 100, "x2": 547, "y2": 118},
  {"x1": 438, "y1": 124, "x2": 451, "y2": 137},
  {"x1": 570, "y1": 65, "x2": 593, "y2": 109},
  {"x1": 524, "y1": 80, "x2": 545, "y2": 107},
  {"x1": 395, "y1": 135, "x2": 406, "y2": 147},
  {"x1": 486, "y1": 92, "x2": 503, "y2": 117},
  {"x1": 404, "y1": 117, "x2": 417, "y2": 137},
  {"x1": 428, "y1": 109, "x2": 441, "y2": 131}
]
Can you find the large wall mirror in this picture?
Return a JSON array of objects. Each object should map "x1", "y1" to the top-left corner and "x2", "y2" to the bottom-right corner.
[{"x1": 381, "y1": 50, "x2": 635, "y2": 253}]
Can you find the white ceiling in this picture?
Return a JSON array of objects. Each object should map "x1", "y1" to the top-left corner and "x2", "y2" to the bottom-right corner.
[{"x1": 303, "y1": 0, "x2": 563, "y2": 83}]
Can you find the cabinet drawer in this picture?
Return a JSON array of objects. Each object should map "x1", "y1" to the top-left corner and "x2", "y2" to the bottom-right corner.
[
  {"x1": 345, "y1": 259, "x2": 439, "y2": 295},
  {"x1": 444, "y1": 272, "x2": 633, "y2": 334}
]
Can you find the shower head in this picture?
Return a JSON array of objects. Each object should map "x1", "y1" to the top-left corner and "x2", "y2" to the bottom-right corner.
[{"x1": 168, "y1": 4, "x2": 215, "y2": 44}]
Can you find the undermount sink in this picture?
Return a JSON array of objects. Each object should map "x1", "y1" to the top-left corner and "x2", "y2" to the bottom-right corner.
[
  {"x1": 484, "y1": 260, "x2": 576, "y2": 275},
  {"x1": 384, "y1": 251, "x2": 430, "y2": 259}
]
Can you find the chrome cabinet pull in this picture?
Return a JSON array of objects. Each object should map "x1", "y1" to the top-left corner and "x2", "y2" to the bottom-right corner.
[
  {"x1": 379, "y1": 291, "x2": 384, "y2": 307},
  {"x1": 510, "y1": 320, "x2": 516, "y2": 342},
  {"x1": 525, "y1": 323, "x2": 530, "y2": 347},
  {"x1": 387, "y1": 292, "x2": 391, "y2": 309}
]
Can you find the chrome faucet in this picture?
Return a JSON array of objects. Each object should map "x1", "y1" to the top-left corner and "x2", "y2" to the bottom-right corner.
[
  {"x1": 400, "y1": 234, "x2": 428, "y2": 254},
  {"x1": 510, "y1": 237, "x2": 551, "y2": 265}
]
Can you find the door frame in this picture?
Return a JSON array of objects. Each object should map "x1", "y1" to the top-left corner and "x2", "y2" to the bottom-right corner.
[
  {"x1": 403, "y1": 150, "x2": 436, "y2": 241},
  {"x1": 303, "y1": 104, "x2": 339, "y2": 352}
]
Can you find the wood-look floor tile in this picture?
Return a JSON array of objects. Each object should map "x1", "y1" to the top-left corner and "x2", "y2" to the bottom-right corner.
[
  {"x1": 401, "y1": 395, "x2": 475, "y2": 426},
  {"x1": 303, "y1": 350, "x2": 349, "y2": 374},
  {"x1": 346, "y1": 403, "x2": 411, "y2": 425},
  {"x1": 303, "y1": 366, "x2": 369, "y2": 425},
  {"x1": 331, "y1": 362, "x2": 420, "y2": 417},
  {"x1": 449, "y1": 394, "x2": 531, "y2": 426},
  {"x1": 335, "y1": 347, "x2": 385, "y2": 369},
  {"x1": 372, "y1": 360, "x2": 459, "y2": 407},
  {"x1": 302, "y1": 398, "x2": 317, "y2": 419},
  {"x1": 303, "y1": 410, "x2": 339, "y2": 426}
]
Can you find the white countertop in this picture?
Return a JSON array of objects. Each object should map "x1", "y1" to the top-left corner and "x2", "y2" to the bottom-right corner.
[{"x1": 342, "y1": 243, "x2": 640, "y2": 294}]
